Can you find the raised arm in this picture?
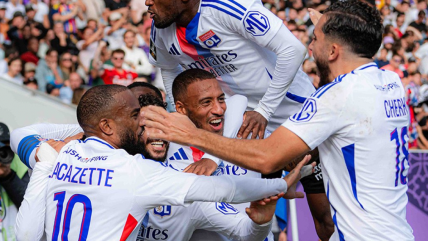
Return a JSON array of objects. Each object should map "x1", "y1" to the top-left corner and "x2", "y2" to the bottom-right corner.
[{"x1": 10, "y1": 123, "x2": 82, "y2": 169}]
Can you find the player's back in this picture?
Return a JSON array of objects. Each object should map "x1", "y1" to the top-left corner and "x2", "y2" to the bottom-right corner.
[
  {"x1": 44, "y1": 137, "x2": 198, "y2": 240},
  {"x1": 315, "y1": 63, "x2": 413, "y2": 240}
]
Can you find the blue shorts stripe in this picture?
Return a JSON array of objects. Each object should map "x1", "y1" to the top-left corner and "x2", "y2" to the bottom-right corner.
[{"x1": 201, "y1": 4, "x2": 243, "y2": 20}]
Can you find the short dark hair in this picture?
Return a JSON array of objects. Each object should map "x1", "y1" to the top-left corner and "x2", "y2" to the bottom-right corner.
[
  {"x1": 7, "y1": 57, "x2": 21, "y2": 66},
  {"x1": 172, "y1": 69, "x2": 216, "y2": 102},
  {"x1": 123, "y1": 29, "x2": 136, "y2": 37},
  {"x1": 46, "y1": 48, "x2": 58, "y2": 56},
  {"x1": 139, "y1": 94, "x2": 167, "y2": 109},
  {"x1": 127, "y1": 82, "x2": 163, "y2": 99},
  {"x1": 77, "y1": 85, "x2": 129, "y2": 132},
  {"x1": 111, "y1": 49, "x2": 125, "y2": 56},
  {"x1": 322, "y1": 0, "x2": 383, "y2": 58}
]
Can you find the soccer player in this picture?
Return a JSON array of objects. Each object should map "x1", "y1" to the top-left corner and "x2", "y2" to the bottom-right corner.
[
  {"x1": 14, "y1": 85, "x2": 310, "y2": 240},
  {"x1": 141, "y1": 1, "x2": 415, "y2": 240},
  {"x1": 147, "y1": 0, "x2": 315, "y2": 139},
  {"x1": 166, "y1": 68, "x2": 333, "y2": 240}
]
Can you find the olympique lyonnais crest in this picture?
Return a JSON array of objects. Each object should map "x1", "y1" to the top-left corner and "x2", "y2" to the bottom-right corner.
[
  {"x1": 154, "y1": 205, "x2": 172, "y2": 217},
  {"x1": 199, "y1": 30, "x2": 222, "y2": 48}
]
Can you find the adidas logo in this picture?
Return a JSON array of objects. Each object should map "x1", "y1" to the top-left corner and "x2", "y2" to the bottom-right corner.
[
  {"x1": 168, "y1": 43, "x2": 181, "y2": 55},
  {"x1": 169, "y1": 148, "x2": 189, "y2": 161}
]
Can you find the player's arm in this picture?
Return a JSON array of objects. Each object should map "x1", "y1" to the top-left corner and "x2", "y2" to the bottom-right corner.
[
  {"x1": 135, "y1": 154, "x2": 311, "y2": 209},
  {"x1": 142, "y1": 83, "x2": 346, "y2": 174},
  {"x1": 15, "y1": 141, "x2": 64, "y2": 241},
  {"x1": 218, "y1": 0, "x2": 306, "y2": 139},
  {"x1": 193, "y1": 197, "x2": 280, "y2": 241},
  {"x1": 10, "y1": 123, "x2": 83, "y2": 169}
]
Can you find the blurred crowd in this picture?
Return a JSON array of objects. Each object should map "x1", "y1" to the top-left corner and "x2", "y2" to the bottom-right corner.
[{"x1": 0, "y1": 0, "x2": 427, "y2": 149}]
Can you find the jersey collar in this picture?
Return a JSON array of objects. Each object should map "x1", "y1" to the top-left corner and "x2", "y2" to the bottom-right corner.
[
  {"x1": 351, "y1": 62, "x2": 378, "y2": 74},
  {"x1": 83, "y1": 136, "x2": 115, "y2": 150}
]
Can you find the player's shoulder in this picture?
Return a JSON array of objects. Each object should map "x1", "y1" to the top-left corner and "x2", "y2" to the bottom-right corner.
[
  {"x1": 310, "y1": 73, "x2": 351, "y2": 100},
  {"x1": 226, "y1": 94, "x2": 248, "y2": 107},
  {"x1": 199, "y1": 0, "x2": 262, "y2": 20}
]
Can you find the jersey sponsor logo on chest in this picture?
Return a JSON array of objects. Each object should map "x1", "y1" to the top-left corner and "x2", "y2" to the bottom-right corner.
[{"x1": 198, "y1": 30, "x2": 222, "y2": 48}]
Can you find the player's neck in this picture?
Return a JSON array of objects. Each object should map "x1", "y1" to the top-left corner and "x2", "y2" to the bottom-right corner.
[
  {"x1": 176, "y1": 0, "x2": 200, "y2": 27},
  {"x1": 329, "y1": 57, "x2": 373, "y2": 80}
]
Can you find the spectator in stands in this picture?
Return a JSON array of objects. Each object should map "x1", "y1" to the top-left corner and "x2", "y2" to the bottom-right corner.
[
  {"x1": 1, "y1": 57, "x2": 23, "y2": 85},
  {"x1": 59, "y1": 52, "x2": 74, "y2": 81},
  {"x1": 104, "y1": 0, "x2": 128, "y2": 17},
  {"x1": 5, "y1": 0, "x2": 25, "y2": 22},
  {"x1": 52, "y1": 0, "x2": 82, "y2": 36},
  {"x1": 29, "y1": 0, "x2": 49, "y2": 28},
  {"x1": 0, "y1": 122, "x2": 30, "y2": 240},
  {"x1": 415, "y1": 38, "x2": 428, "y2": 75},
  {"x1": 85, "y1": 0, "x2": 105, "y2": 22},
  {"x1": 375, "y1": 48, "x2": 390, "y2": 69},
  {"x1": 21, "y1": 37, "x2": 40, "y2": 65},
  {"x1": 0, "y1": 47, "x2": 18, "y2": 75},
  {"x1": 121, "y1": 30, "x2": 152, "y2": 78},
  {"x1": 60, "y1": 72, "x2": 82, "y2": 104},
  {"x1": 46, "y1": 83, "x2": 60, "y2": 96},
  {"x1": 50, "y1": 21, "x2": 76, "y2": 56},
  {"x1": 89, "y1": 40, "x2": 110, "y2": 86},
  {"x1": 104, "y1": 12, "x2": 127, "y2": 50},
  {"x1": 409, "y1": 10, "x2": 427, "y2": 34},
  {"x1": 86, "y1": 19, "x2": 98, "y2": 31},
  {"x1": 136, "y1": 20, "x2": 151, "y2": 54},
  {"x1": 35, "y1": 48, "x2": 63, "y2": 92},
  {"x1": 71, "y1": 86, "x2": 86, "y2": 105},
  {"x1": 23, "y1": 62, "x2": 38, "y2": 90},
  {"x1": 7, "y1": 12, "x2": 28, "y2": 55},
  {"x1": 100, "y1": 49, "x2": 137, "y2": 86},
  {"x1": 76, "y1": 26, "x2": 104, "y2": 73},
  {"x1": 381, "y1": 53, "x2": 405, "y2": 78},
  {"x1": 394, "y1": 13, "x2": 406, "y2": 38},
  {"x1": 0, "y1": 3, "x2": 8, "y2": 45},
  {"x1": 130, "y1": 0, "x2": 148, "y2": 25}
]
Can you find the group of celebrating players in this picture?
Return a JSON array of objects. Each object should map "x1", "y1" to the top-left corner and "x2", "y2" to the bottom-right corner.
[{"x1": 10, "y1": 0, "x2": 414, "y2": 240}]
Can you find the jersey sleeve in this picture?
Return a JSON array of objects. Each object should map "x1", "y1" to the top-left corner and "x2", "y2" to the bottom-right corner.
[
  {"x1": 281, "y1": 82, "x2": 348, "y2": 149},
  {"x1": 133, "y1": 157, "x2": 199, "y2": 208},
  {"x1": 212, "y1": 0, "x2": 307, "y2": 120},
  {"x1": 193, "y1": 202, "x2": 272, "y2": 241},
  {"x1": 10, "y1": 123, "x2": 82, "y2": 169},
  {"x1": 15, "y1": 143, "x2": 57, "y2": 241},
  {"x1": 213, "y1": 0, "x2": 282, "y2": 48}
]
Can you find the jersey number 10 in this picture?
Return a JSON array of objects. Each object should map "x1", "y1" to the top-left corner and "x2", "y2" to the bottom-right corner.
[
  {"x1": 52, "y1": 191, "x2": 92, "y2": 241},
  {"x1": 390, "y1": 127, "x2": 410, "y2": 187}
]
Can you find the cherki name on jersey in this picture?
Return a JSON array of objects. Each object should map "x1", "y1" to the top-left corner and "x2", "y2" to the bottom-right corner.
[
  {"x1": 49, "y1": 162, "x2": 114, "y2": 187},
  {"x1": 384, "y1": 97, "x2": 408, "y2": 118},
  {"x1": 179, "y1": 50, "x2": 238, "y2": 78}
]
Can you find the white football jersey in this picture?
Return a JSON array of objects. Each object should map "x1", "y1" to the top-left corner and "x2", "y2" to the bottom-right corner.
[
  {"x1": 283, "y1": 63, "x2": 414, "y2": 240},
  {"x1": 149, "y1": 0, "x2": 315, "y2": 131},
  {"x1": 44, "y1": 137, "x2": 200, "y2": 241}
]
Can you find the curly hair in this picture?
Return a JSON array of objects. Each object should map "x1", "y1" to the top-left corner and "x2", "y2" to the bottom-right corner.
[
  {"x1": 138, "y1": 94, "x2": 167, "y2": 109},
  {"x1": 322, "y1": 0, "x2": 384, "y2": 58}
]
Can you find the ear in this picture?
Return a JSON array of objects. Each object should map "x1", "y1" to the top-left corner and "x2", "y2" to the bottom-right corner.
[
  {"x1": 175, "y1": 101, "x2": 187, "y2": 115},
  {"x1": 328, "y1": 43, "x2": 340, "y2": 62},
  {"x1": 99, "y1": 118, "x2": 114, "y2": 136}
]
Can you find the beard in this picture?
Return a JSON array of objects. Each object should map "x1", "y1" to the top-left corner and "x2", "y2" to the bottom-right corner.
[
  {"x1": 153, "y1": 11, "x2": 180, "y2": 29},
  {"x1": 141, "y1": 141, "x2": 170, "y2": 162},
  {"x1": 314, "y1": 56, "x2": 332, "y2": 88},
  {"x1": 120, "y1": 128, "x2": 146, "y2": 156}
]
